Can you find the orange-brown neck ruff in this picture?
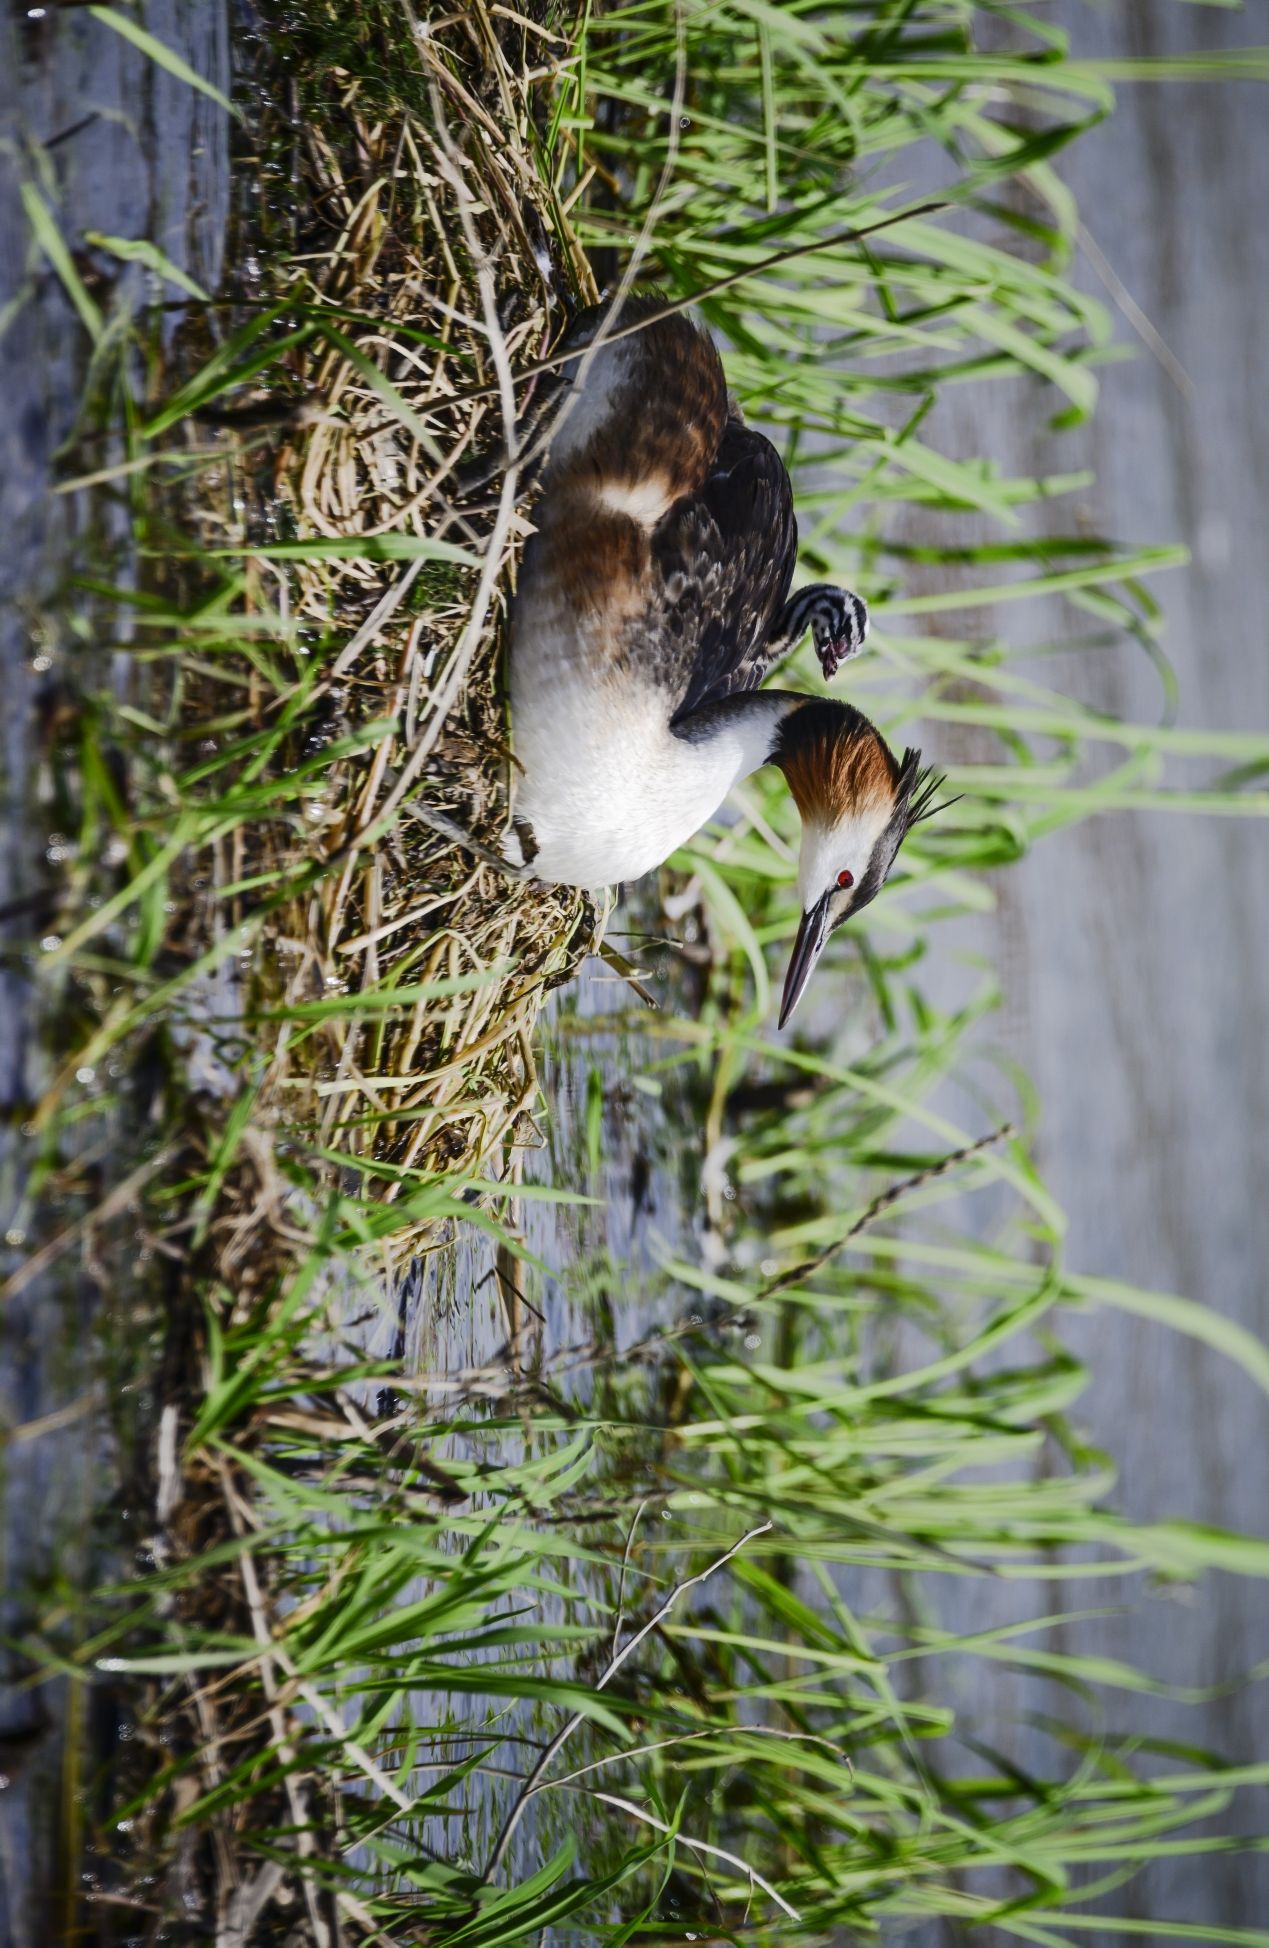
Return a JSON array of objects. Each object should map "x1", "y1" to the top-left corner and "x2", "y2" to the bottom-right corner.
[{"x1": 774, "y1": 698, "x2": 900, "y2": 826}]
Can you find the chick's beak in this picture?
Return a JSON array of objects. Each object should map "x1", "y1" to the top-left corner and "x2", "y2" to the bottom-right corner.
[{"x1": 778, "y1": 891, "x2": 832, "y2": 1030}]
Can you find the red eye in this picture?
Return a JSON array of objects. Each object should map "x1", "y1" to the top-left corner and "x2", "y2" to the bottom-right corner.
[{"x1": 837, "y1": 869, "x2": 854, "y2": 889}]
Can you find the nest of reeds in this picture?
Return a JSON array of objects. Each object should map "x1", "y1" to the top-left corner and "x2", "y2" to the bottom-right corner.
[{"x1": 174, "y1": 7, "x2": 606, "y2": 1253}]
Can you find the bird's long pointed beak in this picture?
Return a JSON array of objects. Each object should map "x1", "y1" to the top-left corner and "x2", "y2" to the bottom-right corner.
[{"x1": 778, "y1": 892, "x2": 831, "y2": 1030}]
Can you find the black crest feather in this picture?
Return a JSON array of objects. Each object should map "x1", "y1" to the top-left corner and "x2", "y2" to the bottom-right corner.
[{"x1": 898, "y1": 749, "x2": 956, "y2": 833}]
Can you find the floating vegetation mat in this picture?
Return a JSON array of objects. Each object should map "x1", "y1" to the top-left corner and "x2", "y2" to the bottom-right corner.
[{"x1": 158, "y1": 6, "x2": 607, "y2": 1234}]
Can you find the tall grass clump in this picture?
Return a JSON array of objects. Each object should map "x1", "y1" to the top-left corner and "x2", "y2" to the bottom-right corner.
[{"x1": 8, "y1": 1, "x2": 1269, "y2": 1943}]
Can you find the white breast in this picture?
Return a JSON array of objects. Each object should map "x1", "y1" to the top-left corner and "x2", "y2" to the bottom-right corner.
[{"x1": 510, "y1": 624, "x2": 742, "y2": 888}]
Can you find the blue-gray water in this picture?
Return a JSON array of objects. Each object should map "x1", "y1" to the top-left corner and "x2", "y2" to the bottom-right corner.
[
  {"x1": 2, "y1": 1, "x2": 1267, "y2": 1940},
  {"x1": 907, "y1": 3, "x2": 1269, "y2": 1932},
  {"x1": 0, "y1": 7, "x2": 229, "y2": 1942}
]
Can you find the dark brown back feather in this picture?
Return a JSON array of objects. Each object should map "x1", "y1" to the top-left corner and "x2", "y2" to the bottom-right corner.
[
  {"x1": 549, "y1": 296, "x2": 728, "y2": 511},
  {"x1": 538, "y1": 301, "x2": 801, "y2": 720},
  {"x1": 660, "y1": 417, "x2": 800, "y2": 723}
]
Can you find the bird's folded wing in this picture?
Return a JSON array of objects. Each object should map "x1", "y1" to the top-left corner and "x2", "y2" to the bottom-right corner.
[{"x1": 655, "y1": 420, "x2": 799, "y2": 724}]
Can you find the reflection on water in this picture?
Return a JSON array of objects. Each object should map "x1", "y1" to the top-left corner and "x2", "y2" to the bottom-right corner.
[
  {"x1": 0, "y1": 7, "x2": 229, "y2": 1942},
  {"x1": 901, "y1": 4, "x2": 1269, "y2": 1935},
  {"x1": 337, "y1": 938, "x2": 707, "y2": 1885}
]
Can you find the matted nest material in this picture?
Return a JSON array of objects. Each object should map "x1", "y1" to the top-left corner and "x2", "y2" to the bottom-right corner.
[{"x1": 181, "y1": 12, "x2": 606, "y2": 1246}]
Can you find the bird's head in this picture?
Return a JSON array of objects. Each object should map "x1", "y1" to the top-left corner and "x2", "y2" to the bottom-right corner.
[{"x1": 772, "y1": 698, "x2": 945, "y2": 1028}]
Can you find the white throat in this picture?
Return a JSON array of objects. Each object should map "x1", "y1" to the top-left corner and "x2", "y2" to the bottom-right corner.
[{"x1": 797, "y1": 801, "x2": 893, "y2": 910}]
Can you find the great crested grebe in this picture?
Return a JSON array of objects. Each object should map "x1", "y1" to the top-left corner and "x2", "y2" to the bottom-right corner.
[{"x1": 508, "y1": 299, "x2": 942, "y2": 1026}]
